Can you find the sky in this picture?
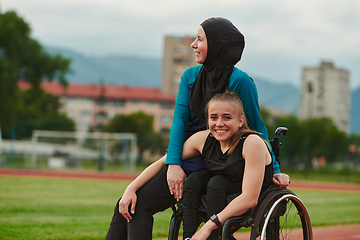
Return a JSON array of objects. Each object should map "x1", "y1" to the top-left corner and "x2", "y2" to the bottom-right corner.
[{"x1": 2, "y1": 0, "x2": 360, "y2": 89}]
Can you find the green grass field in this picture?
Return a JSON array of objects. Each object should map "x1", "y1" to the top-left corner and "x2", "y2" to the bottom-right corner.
[
  {"x1": 283, "y1": 168, "x2": 360, "y2": 184},
  {"x1": 1, "y1": 176, "x2": 360, "y2": 240}
]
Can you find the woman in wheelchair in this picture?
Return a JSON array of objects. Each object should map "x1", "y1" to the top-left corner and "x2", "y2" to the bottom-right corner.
[
  {"x1": 180, "y1": 92, "x2": 272, "y2": 240},
  {"x1": 117, "y1": 91, "x2": 272, "y2": 239}
]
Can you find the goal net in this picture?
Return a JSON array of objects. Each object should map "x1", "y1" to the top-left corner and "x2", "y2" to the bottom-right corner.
[{"x1": 30, "y1": 130, "x2": 137, "y2": 172}]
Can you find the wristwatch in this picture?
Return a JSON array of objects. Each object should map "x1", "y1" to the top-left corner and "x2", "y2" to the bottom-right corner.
[{"x1": 210, "y1": 214, "x2": 222, "y2": 228}]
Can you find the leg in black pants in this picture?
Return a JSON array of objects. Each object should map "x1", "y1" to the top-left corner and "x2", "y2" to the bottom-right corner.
[
  {"x1": 182, "y1": 171, "x2": 210, "y2": 239},
  {"x1": 105, "y1": 167, "x2": 192, "y2": 240},
  {"x1": 105, "y1": 198, "x2": 128, "y2": 240},
  {"x1": 206, "y1": 175, "x2": 241, "y2": 240}
]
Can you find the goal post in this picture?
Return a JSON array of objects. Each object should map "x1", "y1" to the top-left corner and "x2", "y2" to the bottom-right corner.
[{"x1": 31, "y1": 130, "x2": 137, "y2": 172}]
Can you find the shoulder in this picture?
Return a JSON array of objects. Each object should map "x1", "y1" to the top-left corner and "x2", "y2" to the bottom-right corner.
[
  {"x1": 177, "y1": 65, "x2": 202, "y2": 95},
  {"x1": 183, "y1": 65, "x2": 202, "y2": 81},
  {"x1": 194, "y1": 129, "x2": 210, "y2": 138},
  {"x1": 242, "y1": 134, "x2": 271, "y2": 165},
  {"x1": 187, "y1": 129, "x2": 210, "y2": 145},
  {"x1": 243, "y1": 134, "x2": 266, "y2": 149},
  {"x1": 191, "y1": 130, "x2": 210, "y2": 153},
  {"x1": 229, "y1": 67, "x2": 256, "y2": 90},
  {"x1": 230, "y1": 67, "x2": 253, "y2": 81}
]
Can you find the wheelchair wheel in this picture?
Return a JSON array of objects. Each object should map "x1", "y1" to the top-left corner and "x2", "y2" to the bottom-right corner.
[
  {"x1": 250, "y1": 189, "x2": 312, "y2": 240},
  {"x1": 168, "y1": 213, "x2": 182, "y2": 240},
  {"x1": 168, "y1": 210, "x2": 206, "y2": 240}
]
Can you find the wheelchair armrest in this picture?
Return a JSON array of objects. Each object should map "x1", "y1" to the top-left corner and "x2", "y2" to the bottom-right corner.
[{"x1": 223, "y1": 213, "x2": 254, "y2": 228}]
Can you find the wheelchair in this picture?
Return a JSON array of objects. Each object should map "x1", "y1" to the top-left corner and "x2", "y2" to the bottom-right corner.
[{"x1": 168, "y1": 127, "x2": 313, "y2": 240}]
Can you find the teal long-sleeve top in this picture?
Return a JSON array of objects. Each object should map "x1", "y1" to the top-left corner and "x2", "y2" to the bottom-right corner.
[{"x1": 166, "y1": 65, "x2": 280, "y2": 174}]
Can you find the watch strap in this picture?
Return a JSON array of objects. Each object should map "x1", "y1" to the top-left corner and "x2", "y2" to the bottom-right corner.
[{"x1": 210, "y1": 214, "x2": 222, "y2": 228}]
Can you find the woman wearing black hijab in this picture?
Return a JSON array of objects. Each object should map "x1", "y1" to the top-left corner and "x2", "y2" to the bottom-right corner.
[
  {"x1": 167, "y1": 17, "x2": 287, "y2": 200},
  {"x1": 105, "y1": 17, "x2": 289, "y2": 240}
]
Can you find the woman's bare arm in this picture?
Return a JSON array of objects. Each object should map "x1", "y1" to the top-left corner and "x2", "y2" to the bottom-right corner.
[
  {"x1": 119, "y1": 155, "x2": 166, "y2": 221},
  {"x1": 182, "y1": 130, "x2": 209, "y2": 160},
  {"x1": 217, "y1": 135, "x2": 269, "y2": 219}
]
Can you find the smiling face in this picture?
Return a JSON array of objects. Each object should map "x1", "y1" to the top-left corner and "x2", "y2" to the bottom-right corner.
[
  {"x1": 191, "y1": 26, "x2": 208, "y2": 64},
  {"x1": 207, "y1": 100, "x2": 244, "y2": 149}
]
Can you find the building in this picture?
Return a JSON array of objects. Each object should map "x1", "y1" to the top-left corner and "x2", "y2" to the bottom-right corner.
[
  {"x1": 161, "y1": 36, "x2": 198, "y2": 96},
  {"x1": 18, "y1": 81, "x2": 175, "y2": 133},
  {"x1": 299, "y1": 61, "x2": 350, "y2": 133}
]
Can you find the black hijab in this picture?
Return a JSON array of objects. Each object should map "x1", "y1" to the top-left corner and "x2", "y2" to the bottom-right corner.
[{"x1": 190, "y1": 17, "x2": 245, "y2": 118}]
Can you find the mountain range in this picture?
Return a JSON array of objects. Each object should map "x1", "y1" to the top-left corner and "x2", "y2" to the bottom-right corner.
[{"x1": 46, "y1": 47, "x2": 359, "y2": 134}]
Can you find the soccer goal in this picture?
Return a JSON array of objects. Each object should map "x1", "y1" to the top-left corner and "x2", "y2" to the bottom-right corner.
[{"x1": 30, "y1": 130, "x2": 137, "y2": 172}]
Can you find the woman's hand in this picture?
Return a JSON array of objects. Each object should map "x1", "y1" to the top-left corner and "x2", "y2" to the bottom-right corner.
[
  {"x1": 167, "y1": 164, "x2": 186, "y2": 201},
  {"x1": 118, "y1": 188, "x2": 137, "y2": 222},
  {"x1": 190, "y1": 220, "x2": 217, "y2": 240},
  {"x1": 273, "y1": 173, "x2": 290, "y2": 189}
]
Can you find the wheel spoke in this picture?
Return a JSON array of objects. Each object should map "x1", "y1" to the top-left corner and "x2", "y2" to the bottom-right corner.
[{"x1": 249, "y1": 190, "x2": 312, "y2": 240}]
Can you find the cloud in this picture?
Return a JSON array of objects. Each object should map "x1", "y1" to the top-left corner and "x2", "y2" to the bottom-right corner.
[{"x1": 2, "y1": 0, "x2": 360, "y2": 88}]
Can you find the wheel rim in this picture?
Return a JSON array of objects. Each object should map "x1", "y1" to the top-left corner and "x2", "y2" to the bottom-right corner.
[{"x1": 258, "y1": 194, "x2": 312, "y2": 240}]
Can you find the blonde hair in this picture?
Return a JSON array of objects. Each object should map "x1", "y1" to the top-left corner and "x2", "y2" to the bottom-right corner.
[{"x1": 204, "y1": 91, "x2": 261, "y2": 154}]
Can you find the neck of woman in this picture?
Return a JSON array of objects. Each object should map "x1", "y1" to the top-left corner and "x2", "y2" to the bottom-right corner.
[{"x1": 219, "y1": 141, "x2": 230, "y2": 154}]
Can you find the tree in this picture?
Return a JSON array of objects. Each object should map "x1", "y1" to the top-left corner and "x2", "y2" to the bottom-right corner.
[
  {"x1": 105, "y1": 111, "x2": 166, "y2": 162},
  {"x1": 147, "y1": 131, "x2": 168, "y2": 155},
  {"x1": 0, "y1": 10, "x2": 71, "y2": 135},
  {"x1": 261, "y1": 103, "x2": 350, "y2": 169},
  {"x1": 260, "y1": 106, "x2": 274, "y2": 132},
  {"x1": 271, "y1": 114, "x2": 307, "y2": 166},
  {"x1": 348, "y1": 134, "x2": 360, "y2": 165},
  {"x1": 270, "y1": 114, "x2": 349, "y2": 169},
  {"x1": 305, "y1": 117, "x2": 347, "y2": 163},
  {"x1": 1, "y1": 87, "x2": 75, "y2": 139}
]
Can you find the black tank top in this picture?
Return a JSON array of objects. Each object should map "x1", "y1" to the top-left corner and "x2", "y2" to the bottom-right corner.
[{"x1": 202, "y1": 133, "x2": 273, "y2": 193}]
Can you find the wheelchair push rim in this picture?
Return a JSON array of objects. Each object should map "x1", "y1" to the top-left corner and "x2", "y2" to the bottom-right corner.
[{"x1": 251, "y1": 189, "x2": 313, "y2": 240}]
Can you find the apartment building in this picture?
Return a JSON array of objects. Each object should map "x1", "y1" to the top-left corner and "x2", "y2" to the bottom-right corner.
[
  {"x1": 161, "y1": 36, "x2": 198, "y2": 96},
  {"x1": 18, "y1": 81, "x2": 175, "y2": 133},
  {"x1": 299, "y1": 61, "x2": 350, "y2": 133}
]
